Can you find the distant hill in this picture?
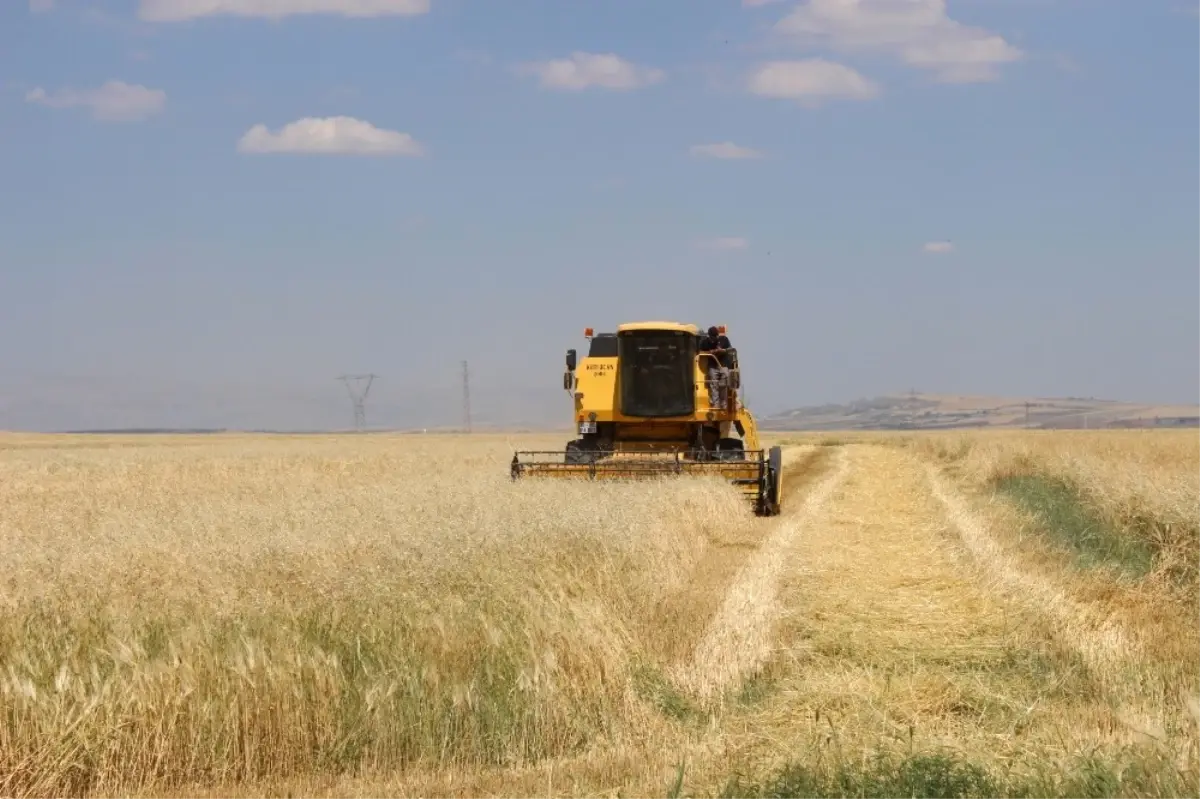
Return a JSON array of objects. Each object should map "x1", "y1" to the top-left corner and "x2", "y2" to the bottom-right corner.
[
  {"x1": 61, "y1": 427, "x2": 232, "y2": 435},
  {"x1": 25, "y1": 393, "x2": 1199, "y2": 435},
  {"x1": 762, "y1": 393, "x2": 1200, "y2": 431}
]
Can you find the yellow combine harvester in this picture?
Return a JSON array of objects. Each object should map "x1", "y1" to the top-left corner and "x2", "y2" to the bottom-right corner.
[{"x1": 510, "y1": 321, "x2": 783, "y2": 516}]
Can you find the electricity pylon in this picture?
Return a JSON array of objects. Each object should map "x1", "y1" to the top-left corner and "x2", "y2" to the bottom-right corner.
[{"x1": 338, "y1": 373, "x2": 378, "y2": 431}]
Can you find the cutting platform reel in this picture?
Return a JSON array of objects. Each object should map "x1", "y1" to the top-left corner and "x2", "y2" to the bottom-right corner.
[{"x1": 510, "y1": 445, "x2": 783, "y2": 517}]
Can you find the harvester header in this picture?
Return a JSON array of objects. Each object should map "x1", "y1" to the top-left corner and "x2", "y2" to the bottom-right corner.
[{"x1": 510, "y1": 320, "x2": 782, "y2": 516}]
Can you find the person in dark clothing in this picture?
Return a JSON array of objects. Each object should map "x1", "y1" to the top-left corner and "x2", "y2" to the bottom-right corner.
[
  {"x1": 699, "y1": 326, "x2": 733, "y2": 407},
  {"x1": 700, "y1": 326, "x2": 732, "y2": 364}
]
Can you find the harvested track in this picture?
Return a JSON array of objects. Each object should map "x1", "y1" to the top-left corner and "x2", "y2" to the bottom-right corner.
[
  {"x1": 652, "y1": 445, "x2": 844, "y2": 666},
  {"x1": 674, "y1": 447, "x2": 850, "y2": 701}
]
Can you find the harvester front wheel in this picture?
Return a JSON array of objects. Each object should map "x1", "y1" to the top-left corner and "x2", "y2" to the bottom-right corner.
[
  {"x1": 713, "y1": 437, "x2": 746, "y2": 461},
  {"x1": 565, "y1": 439, "x2": 599, "y2": 465}
]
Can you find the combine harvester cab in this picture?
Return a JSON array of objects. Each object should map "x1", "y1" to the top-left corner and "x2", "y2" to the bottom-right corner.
[{"x1": 510, "y1": 321, "x2": 783, "y2": 517}]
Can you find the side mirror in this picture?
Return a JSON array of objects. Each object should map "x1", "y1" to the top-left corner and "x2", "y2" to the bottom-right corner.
[
  {"x1": 563, "y1": 371, "x2": 573, "y2": 391},
  {"x1": 566, "y1": 348, "x2": 577, "y2": 371}
]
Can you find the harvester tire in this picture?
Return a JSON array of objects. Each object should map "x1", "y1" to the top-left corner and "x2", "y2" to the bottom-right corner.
[
  {"x1": 565, "y1": 439, "x2": 598, "y2": 465},
  {"x1": 714, "y1": 437, "x2": 746, "y2": 461}
]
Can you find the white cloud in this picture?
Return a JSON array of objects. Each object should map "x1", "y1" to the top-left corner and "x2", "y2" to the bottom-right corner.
[
  {"x1": 138, "y1": 0, "x2": 430, "y2": 22},
  {"x1": 690, "y1": 142, "x2": 764, "y2": 159},
  {"x1": 774, "y1": 0, "x2": 1023, "y2": 84},
  {"x1": 698, "y1": 236, "x2": 749, "y2": 251},
  {"x1": 25, "y1": 80, "x2": 166, "y2": 121},
  {"x1": 923, "y1": 240, "x2": 954, "y2": 253},
  {"x1": 518, "y1": 52, "x2": 665, "y2": 91},
  {"x1": 747, "y1": 59, "x2": 880, "y2": 103},
  {"x1": 236, "y1": 116, "x2": 425, "y2": 155}
]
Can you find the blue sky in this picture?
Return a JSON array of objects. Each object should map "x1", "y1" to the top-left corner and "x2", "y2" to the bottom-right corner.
[{"x1": 1, "y1": 0, "x2": 1197, "y2": 430}]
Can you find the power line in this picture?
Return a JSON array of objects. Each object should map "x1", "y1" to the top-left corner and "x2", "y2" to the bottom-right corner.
[
  {"x1": 461, "y1": 360, "x2": 472, "y2": 433},
  {"x1": 338, "y1": 373, "x2": 378, "y2": 431}
]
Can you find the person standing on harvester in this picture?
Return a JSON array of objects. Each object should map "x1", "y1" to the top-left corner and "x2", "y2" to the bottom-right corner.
[{"x1": 700, "y1": 326, "x2": 732, "y2": 407}]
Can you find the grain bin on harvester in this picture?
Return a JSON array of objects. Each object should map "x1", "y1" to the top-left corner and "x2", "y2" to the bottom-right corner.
[{"x1": 510, "y1": 321, "x2": 783, "y2": 516}]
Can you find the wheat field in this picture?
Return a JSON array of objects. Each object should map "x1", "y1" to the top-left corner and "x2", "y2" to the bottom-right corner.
[{"x1": 0, "y1": 429, "x2": 1196, "y2": 798}]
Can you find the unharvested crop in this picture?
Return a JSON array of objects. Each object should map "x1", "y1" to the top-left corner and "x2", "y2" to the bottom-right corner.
[{"x1": 0, "y1": 434, "x2": 756, "y2": 796}]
